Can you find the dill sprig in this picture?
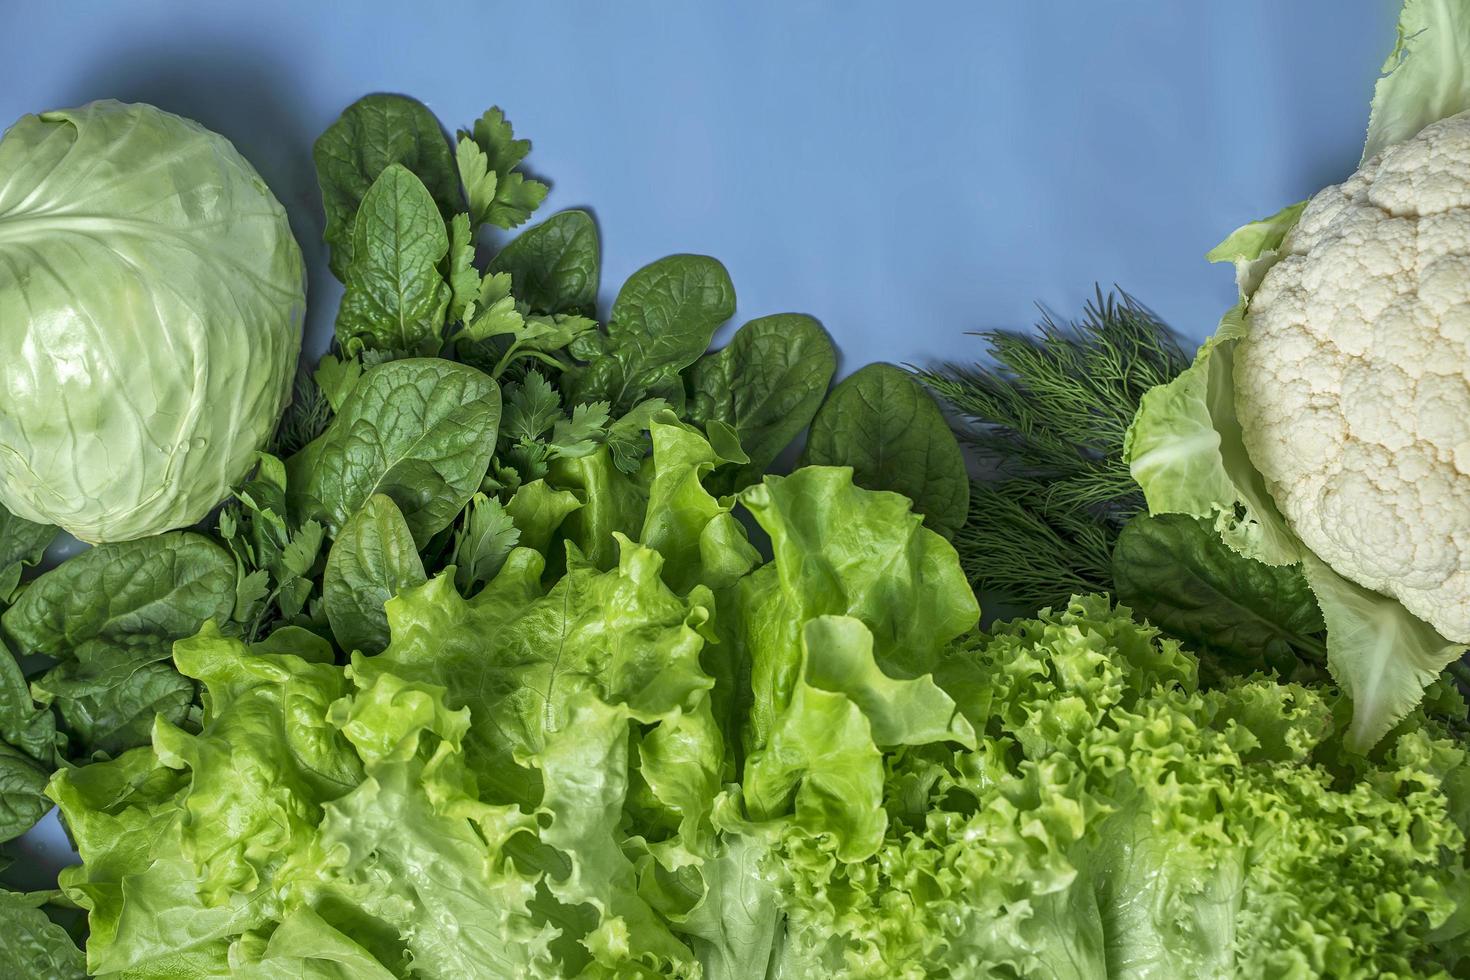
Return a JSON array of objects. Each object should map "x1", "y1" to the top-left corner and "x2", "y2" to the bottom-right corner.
[
  {"x1": 920, "y1": 289, "x2": 1191, "y2": 611},
  {"x1": 270, "y1": 367, "x2": 333, "y2": 458}
]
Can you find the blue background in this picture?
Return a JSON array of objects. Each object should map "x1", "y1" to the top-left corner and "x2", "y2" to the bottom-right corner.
[
  {"x1": 2, "y1": 0, "x2": 1396, "y2": 365},
  {"x1": 0, "y1": 0, "x2": 1400, "y2": 879}
]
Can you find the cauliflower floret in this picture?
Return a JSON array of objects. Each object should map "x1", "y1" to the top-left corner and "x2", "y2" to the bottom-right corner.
[{"x1": 1236, "y1": 111, "x2": 1470, "y2": 641}]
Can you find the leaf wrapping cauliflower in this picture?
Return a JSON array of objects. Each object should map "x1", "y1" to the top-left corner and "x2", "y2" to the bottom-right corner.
[{"x1": 1235, "y1": 110, "x2": 1470, "y2": 642}]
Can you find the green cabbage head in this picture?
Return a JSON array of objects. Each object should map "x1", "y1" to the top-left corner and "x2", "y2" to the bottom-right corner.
[{"x1": 0, "y1": 101, "x2": 304, "y2": 542}]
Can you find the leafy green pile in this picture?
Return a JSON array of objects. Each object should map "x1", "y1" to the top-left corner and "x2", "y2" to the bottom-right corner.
[
  {"x1": 47, "y1": 477, "x2": 1470, "y2": 975},
  {"x1": 48, "y1": 427, "x2": 982, "y2": 977},
  {"x1": 0, "y1": 92, "x2": 971, "y2": 971},
  {"x1": 2, "y1": 33, "x2": 1468, "y2": 973},
  {"x1": 772, "y1": 597, "x2": 1470, "y2": 978}
]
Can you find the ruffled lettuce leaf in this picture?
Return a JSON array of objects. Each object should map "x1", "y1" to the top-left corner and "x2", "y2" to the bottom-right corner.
[
  {"x1": 761, "y1": 597, "x2": 1470, "y2": 977},
  {"x1": 734, "y1": 466, "x2": 979, "y2": 755}
]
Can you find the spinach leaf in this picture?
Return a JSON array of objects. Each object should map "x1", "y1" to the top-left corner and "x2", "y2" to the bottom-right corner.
[
  {"x1": 2, "y1": 532, "x2": 236, "y2": 663},
  {"x1": 566, "y1": 255, "x2": 735, "y2": 412},
  {"x1": 287, "y1": 358, "x2": 502, "y2": 547},
  {"x1": 456, "y1": 108, "x2": 548, "y2": 231},
  {"x1": 314, "y1": 94, "x2": 461, "y2": 279},
  {"x1": 0, "y1": 638, "x2": 60, "y2": 765},
  {"x1": 801, "y1": 363, "x2": 970, "y2": 539},
  {"x1": 0, "y1": 890, "x2": 86, "y2": 979},
  {"x1": 0, "y1": 504, "x2": 55, "y2": 604},
  {"x1": 687, "y1": 314, "x2": 836, "y2": 491},
  {"x1": 1112, "y1": 513, "x2": 1327, "y2": 682},
  {"x1": 323, "y1": 494, "x2": 427, "y2": 655},
  {"x1": 31, "y1": 653, "x2": 196, "y2": 759},
  {"x1": 488, "y1": 209, "x2": 600, "y2": 316},
  {"x1": 0, "y1": 742, "x2": 49, "y2": 842},
  {"x1": 335, "y1": 164, "x2": 452, "y2": 354}
]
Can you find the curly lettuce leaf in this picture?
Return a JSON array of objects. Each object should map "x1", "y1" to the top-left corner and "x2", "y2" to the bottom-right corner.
[
  {"x1": 229, "y1": 909, "x2": 397, "y2": 979},
  {"x1": 765, "y1": 597, "x2": 1470, "y2": 978},
  {"x1": 639, "y1": 417, "x2": 760, "y2": 595},
  {"x1": 737, "y1": 616, "x2": 975, "y2": 862},
  {"x1": 49, "y1": 623, "x2": 556, "y2": 978}
]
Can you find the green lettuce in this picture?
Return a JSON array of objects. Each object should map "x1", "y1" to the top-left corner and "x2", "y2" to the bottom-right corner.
[
  {"x1": 46, "y1": 414, "x2": 1470, "y2": 977},
  {"x1": 754, "y1": 597, "x2": 1470, "y2": 978},
  {"x1": 49, "y1": 422, "x2": 982, "y2": 977}
]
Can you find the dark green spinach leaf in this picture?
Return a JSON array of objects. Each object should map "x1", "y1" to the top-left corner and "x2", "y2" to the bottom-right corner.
[
  {"x1": 0, "y1": 504, "x2": 55, "y2": 604},
  {"x1": 0, "y1": 742, "x2": 49, "y2": 842},
  {"x1": 335, "y1": 164, "x2": 452, "y2": 354},
  {"x1": 488, "y1": 209, "x2": 600, "y2": 316},
  {"x1": 31, "y1": 653, "x2": 196, "y2": 759},
  {"x1": 314, "y1": 94, "x2": 462, "y2": 279},
  {"x1": 566, "y1": 255, "x2": 735, "y2": 412},
  {"x1": 801, "y1": 363, "x2": 970, "y2": 539},
  {"x1": 0, "y1": 638, "x2": 60, "y2": 765},
  {"x1": 687, "y1": 314, "x2": 836, "y2": 491},
  {"x1": 2, "y1": 533, "x2": 235, "y2": 663},
  {"x1": 287, "y1": 358, "x2": 502, "y2": 547},
  {"x1": 323, "y1": 494, "x2": 427, "y2": 655},
  {"x1": 0, "y1": 890, "x2": 86, "y2": 979}
]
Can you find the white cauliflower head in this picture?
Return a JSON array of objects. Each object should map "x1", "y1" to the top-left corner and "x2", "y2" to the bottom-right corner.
[{"x1": 1236, "y1": 110, "x2": 1470, "y2": 641}]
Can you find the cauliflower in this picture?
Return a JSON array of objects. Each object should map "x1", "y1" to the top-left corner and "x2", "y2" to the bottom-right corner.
[
  {"x1": 1125, "y1": 0, "x2": 1470, "y2": 749},
  {"x1": 1235, "y1": 111, "x2": 1470, "y2": 642}
]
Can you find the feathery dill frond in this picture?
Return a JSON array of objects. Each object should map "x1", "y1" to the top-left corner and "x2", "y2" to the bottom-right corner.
[
  {"x1": 270, "y1": 367, "x2": 333, "y2": 457},
  {"x1": 921, "y1": 288, "x2": 1191, "y2": 610}
]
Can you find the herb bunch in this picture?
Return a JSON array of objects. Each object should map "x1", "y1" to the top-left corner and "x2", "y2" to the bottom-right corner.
[{"x1": 921, "y1": 290, "x2": 1191, "y2": 610}]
